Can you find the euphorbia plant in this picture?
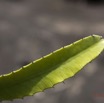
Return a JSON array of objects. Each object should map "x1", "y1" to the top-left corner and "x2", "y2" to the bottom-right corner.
[{"x1": 0, "y1": 35, "x2": 104, "y2": 101}]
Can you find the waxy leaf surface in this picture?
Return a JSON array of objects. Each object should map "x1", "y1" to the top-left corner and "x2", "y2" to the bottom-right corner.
[{"x1": 0, "y1": 35, "x2": 104, "y2": 101}]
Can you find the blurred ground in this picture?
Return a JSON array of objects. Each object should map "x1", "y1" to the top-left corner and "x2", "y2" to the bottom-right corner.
[{"x1": 0, "y1": 0, "x2": 104, "y2": 103}]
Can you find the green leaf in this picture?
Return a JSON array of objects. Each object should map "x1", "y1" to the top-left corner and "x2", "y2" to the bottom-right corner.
[{"x1": 0, "y1": 35, "x2": 104, "y2": 101}]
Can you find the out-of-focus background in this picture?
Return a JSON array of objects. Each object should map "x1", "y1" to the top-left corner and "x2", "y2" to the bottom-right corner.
[{"x1": 0, "y1": 0, "x2": 104, "y2": 103}]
